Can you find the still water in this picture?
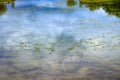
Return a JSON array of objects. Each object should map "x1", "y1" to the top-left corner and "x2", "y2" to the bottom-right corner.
[{"x1": 0, "y1": 0, "x2": 120, "y2": 80}]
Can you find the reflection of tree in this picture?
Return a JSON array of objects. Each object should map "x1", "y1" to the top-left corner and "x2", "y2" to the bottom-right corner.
[
  {"x1": 0, "y1": 4, "x2": 6, "y2": 15},
  {"x1": 0, "y1": 0, "x2": 15, "y2": 15},
  {"x1": 11, "y1": 0, "x2": 15, "y2": 8},
  {"x1": 0, "y1": 0, "x2": 15, "y2": 4},
  {"x1": 79, "y1": 1, "x2": 120, "y2": 18},
  {"x1": 103, "y1": 3, "x2": 120, "y2": 17},
  {"x1": 66, "y1": 0, "x2": 76, "y2": 7},
  {"x1": 80, "y1": 0, "x2": 120, "y2": 3},
  {"x1": 66, "y1": 0, "x2": 120, "y2": 17}
]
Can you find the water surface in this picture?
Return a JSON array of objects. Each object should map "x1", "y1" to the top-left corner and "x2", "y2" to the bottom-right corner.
[{"x1": 0, "y1": 0, "x2": 120, "y2": 80}]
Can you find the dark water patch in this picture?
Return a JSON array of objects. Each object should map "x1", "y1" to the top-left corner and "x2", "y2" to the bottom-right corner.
[
  {"x1": 0, "y1": 47, "x2": 15, "y2": 58},
  {"x1": 63, "y1": 60, "x2": 98, "y2": 65},
  {"x1": 0, "y1": 55, "x2": 14, "y2": 59},
  {"x1": 19, "y1": 67, "x2": 42, "y2": 73},
  {"x1": 87, "y1": 69, "x2": 120, "y2": 80},
  {"x1": 0, "y1": 61, "x2": 13, "y2": 66}
]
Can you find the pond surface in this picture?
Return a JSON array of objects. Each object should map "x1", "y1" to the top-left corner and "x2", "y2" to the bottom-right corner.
[{"x1": 0, "y1": 0, "x2": 120, "y2": 80}]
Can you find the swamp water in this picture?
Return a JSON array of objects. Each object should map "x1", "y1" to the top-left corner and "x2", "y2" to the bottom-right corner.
[{"x1": 0, "y1": 0, "x2": 120, "y2": 80}]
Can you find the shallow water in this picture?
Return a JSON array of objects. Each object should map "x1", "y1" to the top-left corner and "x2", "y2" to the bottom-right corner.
[{"x1": 0, "y1": 0, "x2": 120, "y2": 80}]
